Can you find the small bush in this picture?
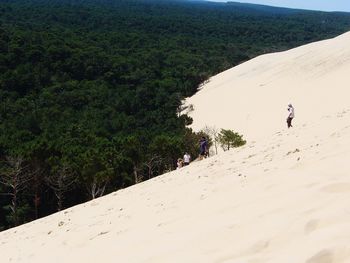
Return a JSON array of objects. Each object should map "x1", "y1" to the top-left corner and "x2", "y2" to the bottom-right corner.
[{"x1": 218, "y1": 129, "x2": 246, "y2": 151}]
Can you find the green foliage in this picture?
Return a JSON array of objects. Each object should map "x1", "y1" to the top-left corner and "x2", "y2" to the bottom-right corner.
[
  {"x1": 218, "y1": 129, "x2": 246, "y2": 151},
  {"x1": 1, "y1": 0, "x2": 350, "y2": 230},
  {"x1": 3, "y1": 202, "x2": 31, "y2": 227}
]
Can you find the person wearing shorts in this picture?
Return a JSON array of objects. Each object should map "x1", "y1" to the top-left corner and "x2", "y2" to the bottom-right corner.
[{"x1": 183, "y1": 152, "x2": 191, "y2": 166}]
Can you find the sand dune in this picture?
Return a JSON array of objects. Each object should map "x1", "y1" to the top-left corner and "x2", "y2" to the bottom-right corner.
[
  {"x1": 185, "y1": 31, "x2": 350, "y2": 141},
  {"x1": 1, "y1": 32, "x2": 350, "y2": 263}
]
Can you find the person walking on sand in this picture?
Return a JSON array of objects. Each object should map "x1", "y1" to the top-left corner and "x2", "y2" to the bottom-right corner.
[
  {"x1": 199, "y1": 137, "x2": 208, "y2": 160},
  {"x1": 287, "y1": 103, "x2": 294, "y2": 128},
  {"x1": 183, "y1": 152, "x2": 191, "y2": 166},
  {"x1": 176, "y1": 158, "x2": 183, "y2": 169}
]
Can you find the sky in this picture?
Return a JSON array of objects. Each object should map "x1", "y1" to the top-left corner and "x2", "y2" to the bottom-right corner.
[{"x1": 209, "y1": 0, "x2": 350, "y2": 12}]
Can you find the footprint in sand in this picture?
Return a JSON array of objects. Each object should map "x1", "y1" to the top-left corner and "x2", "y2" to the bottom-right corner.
[
  {"x1": 248, "y1": 240, "x2": 270, "y2": 254},
  {"x1": 89, "y1": 231, "x2": 110, "y2": 240},
  {"x1": 246, "y1": 154, "x2": 256, "y2": 159},
  {"x1": 305, "y1": 249, "x2": 333, "y2": 263},
  {"x1": 330, "y1": 132, "x2": 340, "y2": 138},
  {"x1": 304, "y1": 219, "x2": 319, "y2": 235}
]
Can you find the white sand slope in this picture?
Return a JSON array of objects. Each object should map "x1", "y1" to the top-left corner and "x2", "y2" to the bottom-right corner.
[
  {"x1": 185, "y1": 31, "x2": 350, "y2": 141},
  {"x1": 1, "y1": 32, "x2": 350, "y2": 263}
]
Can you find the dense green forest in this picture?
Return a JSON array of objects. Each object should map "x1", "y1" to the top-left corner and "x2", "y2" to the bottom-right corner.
[{"x1": 1, "y1": 0, "x2": 350, "y2": 230}]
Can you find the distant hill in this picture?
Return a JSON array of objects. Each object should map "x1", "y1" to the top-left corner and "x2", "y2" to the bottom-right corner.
[
  {"x1": 225, "y1": 1, "x2": 305, "y2": 14},
  {"x1": 196, "y1": 0, "x2": 350, "y2": 14}
]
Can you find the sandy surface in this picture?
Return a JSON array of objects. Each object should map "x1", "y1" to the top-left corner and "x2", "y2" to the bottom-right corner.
[
  {"x1": 185, "y1": 31, "x2": 350, "y2": 141},
  {"x1": 1, "y1": 32, "x2": 350, "y2": 263}
]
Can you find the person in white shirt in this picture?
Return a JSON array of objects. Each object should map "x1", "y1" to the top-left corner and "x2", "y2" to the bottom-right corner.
[
  {"x1": 287, "y1": 103, "x2": 294, "y2": 128},
  {"x1": 183, "y1": 152, "x2": 191, "y2": 166}
]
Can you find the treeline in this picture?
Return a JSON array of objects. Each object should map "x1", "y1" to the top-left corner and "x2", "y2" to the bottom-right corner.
[{"x1": 1, "y1": 0, "x2": 350, "y2": 230}]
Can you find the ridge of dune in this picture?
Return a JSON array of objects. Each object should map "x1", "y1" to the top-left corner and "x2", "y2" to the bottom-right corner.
[
  {"x1": 185, "y1": 31, "x2": 350, "y2": 140},
  {"x1": 2, "y1": 32, "x2": 350, "y2": 263}
]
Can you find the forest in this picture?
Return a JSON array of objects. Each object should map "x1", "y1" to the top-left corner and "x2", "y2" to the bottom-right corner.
[{"x1": 1, "y1": 0, "x2": 350, "y2": 230}]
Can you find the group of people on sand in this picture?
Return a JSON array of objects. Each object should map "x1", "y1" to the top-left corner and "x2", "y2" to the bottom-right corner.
[
  {"x1": 176, "y1": 136, "x2": 209, "y2": 169},
  {"x1": 177, "y1": 104, "x2": 294, "y2": 169}
]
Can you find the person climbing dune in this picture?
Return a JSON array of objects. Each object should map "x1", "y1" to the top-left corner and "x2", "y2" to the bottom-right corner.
[
  {"x1": 183, "y1": 152, "x2": 191, "y2": 166},
  {"x1": 177, "y1": 158, "x2": 183, "y2": 169},
  {"x1": 287, "y1": 103, "x2": 294, "y2": 128},
  {"x1": 199, "y1": 137, "x2": 208, "y2": 160}
]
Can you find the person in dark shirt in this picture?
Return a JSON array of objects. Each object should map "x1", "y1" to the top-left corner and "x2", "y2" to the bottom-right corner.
[
  {"x1": 199, "y1": 137, "x2": 208, "y2": 160},
  {"x1": 287, "y1": 103, "x2": 295, "y2": 128}
]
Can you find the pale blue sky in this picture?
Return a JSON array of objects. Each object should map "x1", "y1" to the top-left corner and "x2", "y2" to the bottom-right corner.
[{"x1": 209, "y1": 0, "x2": 350, "y2": 12}]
